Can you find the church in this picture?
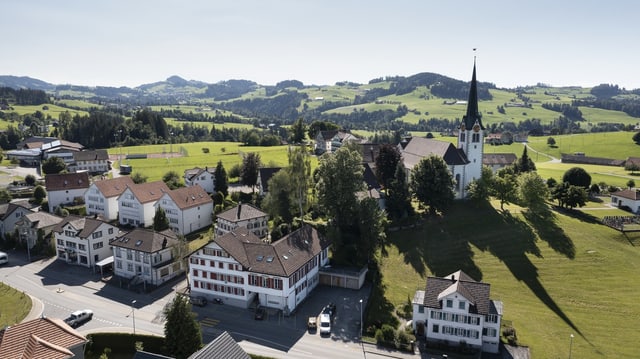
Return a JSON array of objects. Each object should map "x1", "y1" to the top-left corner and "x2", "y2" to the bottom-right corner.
[{"x1": 400, "y1": 61, "x2": 485, "y2": 199}]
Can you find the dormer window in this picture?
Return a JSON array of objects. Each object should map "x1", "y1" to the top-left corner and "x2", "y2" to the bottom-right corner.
[
  {"x1": 446, "y1": 299, "x2": 453, "y2": 308},
  {"x1": 459, "y1": 300, "x2": 466, "y2": 310}
]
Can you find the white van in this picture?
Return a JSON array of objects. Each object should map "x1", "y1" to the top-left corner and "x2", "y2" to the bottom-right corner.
[
  {"x1": 0, "y1": 252, "x2": 8, "y2": 265},
  {"x1": 319, "y1": 313, "x2": 331, "y2": 336}
]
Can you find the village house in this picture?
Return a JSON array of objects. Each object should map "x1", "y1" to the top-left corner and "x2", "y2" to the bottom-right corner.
[
  {"x1": 16, "y1": 211, "x2": 64, "y2": 252},
  {"x1": 111, "y1": 228, "x2": 184, "y2": 287},
  {"x1": 52, "y1": 215, "x2": 120, "y2": 268},
  {"x1": 84, "y1": 176, "x2": 135, "y2": 221},
  {"x1": 412, "y1": 270, "x2": 502, "y2": 354},
  {"x1": 45, "y1": 172, "x2": 90, "y2": 211},
  {"x1": 0, "y1": 317, "x2": 88, "y2": 359},
  {"x1": 0, "y1": 202, "x2": 33, "y2": 239},
  {"x1": 69, "y1": 149, "x2": 110, "y2": 174},
  {"x1": 184, "y1": 166, "x2": 216, "y2": 194},
  {"x1": 188, "y1": 225, "x2": 330, "y2": 312},
  {"x1": 482, "y1": 153, "x2": 517, "y2": 173},
  {"x1": 610, "y1": 188, "x2": 640, "y2": 213},
  {"x1": 117, "y1": 181, "x2": 170, "y2": 228},
  {"x1": 215, "y1": 203, "x2": 269, "y2": 239},
  {"x1": 155, "y1": 185, "x2": 213, "y2": 235},
  {"x1": 314, "y1": 130, "x2": 360, "y2": 154}
]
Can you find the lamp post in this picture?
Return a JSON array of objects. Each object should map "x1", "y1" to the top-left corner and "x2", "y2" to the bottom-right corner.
[
  {"x1": 131, "y1": 300, "x2": 137, "y2": 335},
  {"x1": 359, "y1": 299, "x2": 363, "y2": 340},
  {"x1": 568, "y1": 334, "x2": 574, "y2": 359},
  {"x1": 22, "y1": 230, "x2": 30, "y2": 263}
]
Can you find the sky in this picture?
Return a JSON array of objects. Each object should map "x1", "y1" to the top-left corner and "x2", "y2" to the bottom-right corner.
[{"x1": 3, "y1": 0, "x2": 639, "y2": 89}]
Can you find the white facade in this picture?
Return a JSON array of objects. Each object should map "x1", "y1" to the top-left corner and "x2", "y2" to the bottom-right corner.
[
  {"x1": 412, "y1": 271, "x2": 502, "y2": 354},
  {"x1": 117, "y1": 181, "x2": 169, "y2": 228},
  {"x1": 188, "y1": 226, "x2": 330, "y2": 312},
  {"x1": 84, "y1": 177, "x2": 134, "y2": 221},
  {"x1": 184, "y1": 167, "x2": 216, "y2": 194},
  {"x1": 53, "y1": 217, "x2": 119, "y2": 268},
  {"x1": 0, "y1": 204, "x2": 33, "y2": 239},
  {"x1": 216, "y1": 204, "x2": 269, "y2": 239},
  {"x1": 610, "y1": 189, "x2": 640, "y2": 213},
  {"x1": 111, "y1": 229, "x2": 184, "y2": 286},
  {"x1": 155, "y1": 185, "x2": 213, "y2": 235},
  {"x1": 48, "y1": 187, "x2": 87, "y2": 211}
]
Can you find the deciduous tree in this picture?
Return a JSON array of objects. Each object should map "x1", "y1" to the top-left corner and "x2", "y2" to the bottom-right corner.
[
  {"x1": 374, "y1": 144, "x2": 401, "y2": 189},
  {"x1": 409, "y1": 155, "x2": 454, "y2": 215},
  {"x1": 562, "y1": 167, "x2": 591, "y2": 188},
  {"x1": 241, "y1": 152, "x2": 261, "y2": 192},
  {"x1": 41, "y1": 157, "x2": 66, "y2": 174},
  {"x1": 164, "y1": 295, "x2": 202, "y2": 359}
]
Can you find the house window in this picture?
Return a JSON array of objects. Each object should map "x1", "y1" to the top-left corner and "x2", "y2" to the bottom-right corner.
[
  {"x1": 418, "y1": 306, "x2": 424, "y2": 313},
  {"x1": 116, "y1": 260, "x2": 122, "y2": 269},
  {"x1": 459, "y1": 301, "x2": 465, "y2": 310},
  {"x1": 460, "y1": 133, "x2": 465, "y2": 142},
  {"x1": 446, "y1": 299, "x2": 453, "y2": 308},
  {"x1": 108, "y1": 228, "x2": 114, "y2": 235},
  {"x1": 127, "y1": 263, "x2": 133, "y2": 271},
  {"x1": 93, "y1": 242, "x2": 103, "y2": 250},
  {"x1": 432, "y1": 324, "x2": 439, "y2": 333}
]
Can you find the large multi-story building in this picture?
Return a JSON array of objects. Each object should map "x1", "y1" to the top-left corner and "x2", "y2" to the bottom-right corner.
[
  {"x1": 84, "y1": 176, "x2": 135, "y2": 221},
  {"x1": 117, "y1": 181, "x2": 170, "y2": 227},
  {"x1": 215, "y1": 203, "x2": 269, "y2": 239},
  {"x1": 188, "y1": 225, "x2": 330, "y2": 313},
  {"x1": 155, "y1": 184, "x2": 213, "y2": 235},
  {"x1": 52, "y1": 215, "x2": 120, "y2": 268}
]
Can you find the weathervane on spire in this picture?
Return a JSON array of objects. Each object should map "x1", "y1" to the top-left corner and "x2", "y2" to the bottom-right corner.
[{"x1": 473, "y1": 48, "x2": 477, "y2": 61}]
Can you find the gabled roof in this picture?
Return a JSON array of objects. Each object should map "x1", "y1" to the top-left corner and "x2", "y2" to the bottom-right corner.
[
  {"x1": 188, "y1": 331, "x2": 249, "y2": 359},
  {"x1": 612, "y1": 189, "x2": 640, "y2": 201},
  {"x1": 51, "y1": 215, "x2": 115, "y2": 238},
  {"x1": 0, "y1": 203, "x2": 32, "y2": 220},
  {"x1": 422, "y1": 270, "x2": 492, "y2": 315},
  {"x1": 91, "y1": 176, "x2": 135, "y2": 198},
  {"x1": 626, "y1": 157, "x2": 640, "y2": 167},
  {"x1": 44, "y1": 172, "x2": 90, "y2": 191},
  {"x1": 163, "y1": 185, "x2": 212, "y2": 210},
  {"x1": 257, "y1": 167, "x2": 282, "y2": 193},
  {"x1": 318, "y1": 130, "x2": 339, "y2": 141},
  {"x1": 362, "y1": 163, "x2": 380, "y2": 190},
  {"x1": 184, "y1": 167, "x2": 215, "y2": 181},
  {"x1": 357, "y1": 143, "x2": 381, "y2": 164},
  {"x1": 401, "y1": 137, "x2": 469, "y2": 168},
  {"x1": 209, "y1": 225, "x2": 330, "y2": 277},
  {"x1": 124, "y1": 181, "x2": 170, "y2": 204},
  {"x1": 21, "y1": 212, "x2": 64, "y2": 229},
  {"x1": 483, "y1": 153, "x2": 517, "y2": 166},
  {"x1": 216, "y1": 203, "x2": 267, "y2": 223},
  {"x1": 0, "y1": 317, "x2": 86, "y2": 359},
  {"x1": 72, "y1": 149, "x2": 109, "y2": 162},
  {"x1": 110, "y1": 228, "x2": 179, "y2": 253}
]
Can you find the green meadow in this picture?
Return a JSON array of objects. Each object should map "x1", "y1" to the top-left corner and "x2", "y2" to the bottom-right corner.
[{"x1": 379, "y1": 200, "x2": 640, "y2": 358}]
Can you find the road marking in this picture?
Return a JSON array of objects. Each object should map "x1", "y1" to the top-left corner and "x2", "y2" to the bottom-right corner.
[
  {"x1": 232, "y1": 332, "x2": 292, "y2": 351},
  {"x1": 200, "y1": 318, "x2": 219, "y2": 327}
]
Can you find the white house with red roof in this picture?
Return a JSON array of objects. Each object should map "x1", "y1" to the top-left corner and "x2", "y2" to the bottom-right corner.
[
  {"x1": 117, "y1": 181, "x2": 170, "y2": 227},
  {"x1": 610, "y1": 188, "x2": 640, "y2": 213},
  {"x1": 215, "y1": 203, "x2": 269, "y2": 239},
  {"x1": 155, "y1": 184, "x2": 213, "y2": 235},
  {"x1": 84, "y1": 176, "x2": 135, "y2": 221},
  {"x1": 45, "y1": 172, "x2": 90, "y2": 211},
  {"x1": 188, "y1": 225, "x2": 330, "y2": 312},
  {"x1": 52, "y1": 215, "x2": 120, "y2": 268},
  {"x1": 412, "y1": 270, "x2": 502, "y2": 354}
]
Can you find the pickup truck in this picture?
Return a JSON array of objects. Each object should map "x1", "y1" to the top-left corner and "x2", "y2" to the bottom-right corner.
[{"x1": 307, "y1": 315, "x2": 317, "y2": 330}]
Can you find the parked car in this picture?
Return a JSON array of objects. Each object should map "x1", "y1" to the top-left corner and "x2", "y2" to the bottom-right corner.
[
  {"x1": 64, "y1": 309, "x2": 93, "y2": 328},
  {"x1": 189, "y1": 295, "x2": 208, "y2": 307},
  {"x1": 0, "y1": 251, "x2": 8, "y2": 265},
  {"x1": 322, "y1": 302, "x2": 337, "y2": 319},
  {"x1": 307, "y1": 316, "x2": 317, "y2": 330},
  {"x1": 319, "y1": 313, "x2": 331, "y2": 336},
  {"x1": 254, "y1": 306, "x2": 266, "y2": 320}
]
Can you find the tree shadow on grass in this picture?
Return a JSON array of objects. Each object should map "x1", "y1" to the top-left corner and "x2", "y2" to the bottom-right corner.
[
  {"x1": 390, "y1": 201, "x2": 584, "y2": 338},
  {"x1": 523, "y1": 208, "x2": 575, "y2": 259},
  {"x1": 365, "y1": 261, "x2": 399, "y2": 333}
]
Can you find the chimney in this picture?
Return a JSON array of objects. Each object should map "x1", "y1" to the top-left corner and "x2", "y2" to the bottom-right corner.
[
  {"x1": 451, "y1": 275, "x2": 455, "y2": 282},
  {"x1": 237, "y1": 203, "x2": 242, "y2": 219},
  {"x1": 162, "y1": 237, "x2": 168, "y2": 249}
]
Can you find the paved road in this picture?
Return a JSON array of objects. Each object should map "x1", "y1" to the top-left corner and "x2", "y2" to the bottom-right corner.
[{"x1": 1, "y1": 250, "x2": 424, "y2": 358}]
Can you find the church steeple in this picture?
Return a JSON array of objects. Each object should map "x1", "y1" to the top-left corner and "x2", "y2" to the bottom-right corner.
[{"x1": 462, "y1": 59, "x2": 483, "y2": 131}]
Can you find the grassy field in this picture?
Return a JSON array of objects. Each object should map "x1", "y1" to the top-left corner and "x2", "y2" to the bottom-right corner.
[
  {"x1": 378, "y1": 200, "x2": 640, "y2": 358},
  {"x1": 3, "y1": 104, "x2": 89, "y2": 118},
  {"x1": 0, "y1": 282, "x2": 32, "y2": 327},
  {"x1": 110, "y1": 142, "x2": 317, "y2": 182}
]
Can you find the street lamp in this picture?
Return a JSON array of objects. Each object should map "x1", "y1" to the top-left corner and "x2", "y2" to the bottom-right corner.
[
  {"x1": 359, "y1": 299, "x2": 363, "y2": 340},
  {"x1": 569, "y1": 334, "x2": 574, "y2": 359},
  {"x1": 131, "y1": 300, "x2": 137, "y2": 335},
  {"x1": 22, "y1": 230, "x2": 30, "y2": 263}
]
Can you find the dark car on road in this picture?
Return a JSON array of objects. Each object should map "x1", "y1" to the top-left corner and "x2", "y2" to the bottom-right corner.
[
  {"x1": 254, "y1": 306, "x2": 266, "y2": 320},
  {"x1": 322, "y1": 302, "x2": 337, "y2": 319}
]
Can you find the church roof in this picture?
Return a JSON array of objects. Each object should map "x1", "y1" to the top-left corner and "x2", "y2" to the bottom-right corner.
[
  {"x1": 401, "y1": 137, "x2": 469, "y2": 169},
  {"x1": 462, "y1": 61, "x2": 485, "y2": 131}
]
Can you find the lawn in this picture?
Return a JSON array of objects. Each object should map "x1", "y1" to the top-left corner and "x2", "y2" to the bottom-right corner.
[
  {"x1": 0, "y1": 282, "x2": 32, "y2": 327},
  {"x1": 378, "y1": 200, "x2": 640, "y2": 358},
  {"x1": 109, "y1": 142, "x2": 317, "y2": 182}
]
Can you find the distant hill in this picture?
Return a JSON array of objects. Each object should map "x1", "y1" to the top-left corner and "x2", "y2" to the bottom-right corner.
[{"x1": 0, "y1": 75, "x2": 56, "y2": 92}]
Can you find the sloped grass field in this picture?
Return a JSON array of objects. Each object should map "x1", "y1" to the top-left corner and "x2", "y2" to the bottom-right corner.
[{"x1": 379, "y1": 201, "x2": 640, "y2": 358}]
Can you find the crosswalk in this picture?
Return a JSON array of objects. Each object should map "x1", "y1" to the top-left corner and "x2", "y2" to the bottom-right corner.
[{"x1": 200, "y1": 317, "x2": 219, "y2": 327}]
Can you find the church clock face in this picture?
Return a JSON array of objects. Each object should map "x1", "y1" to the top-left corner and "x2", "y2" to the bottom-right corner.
[{"x1": 473, "y1": 124, "x2": 480, "y2": 132}]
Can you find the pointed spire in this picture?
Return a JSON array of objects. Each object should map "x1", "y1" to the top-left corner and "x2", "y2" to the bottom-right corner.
[{"x1": 463, "y1": 58, "x2": 483, "y2": 130}]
